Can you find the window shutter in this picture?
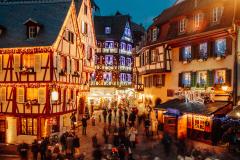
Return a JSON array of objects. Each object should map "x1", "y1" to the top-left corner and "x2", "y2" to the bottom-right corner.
[
  {"x1": 179, "y1": 48, "x2": 183, "y2": 61},
  {"x1": 226, "y1": 69, "x2": 232, "y2": 86},
  {"x1": 191, "y1": 72, "x2": 197, "y2": 87},
  {"x1": 207, "y1": 70, "x2": 214, "y2": 87},
  {"x1": 193, "y1": 44, "x2": 199, "y2": 60},
  {"x1": 211, "y1": 41, "x2": 216, "y2": 57},
  {"x1": 226, "y1": 37, "x2": 232, "y2": 55},
  {"x1": 0, "y1": 87, "x2": 6, "y2": 102},
  {"x1": 70, "y1": 59, "x2": 74, "y2": 74},
  {"x1": 57, "y1": 55, "x2": 61, "y2": 73},
  {"x1": 14, "y1": 54, "x2": 21, "y2": 72},
  {"x1": 178, "y1": 73, "x2": 183, "y2": 87},
  {"x1": 38, "y1": 87, "x2": 46, "y2": 104},
  {"x1": 34, "y1": 54, "x2": 41, "y2": 72},
  {"x1": 162, "y1": 74, "x2": 166, "y2": 86},
  {"x1": 207, "y1": 41, "x2": 212, "y2": 58},
  {"x1": 0, "y1": 55, "x2": 2, "y2": 73},
  {"x1": 17, "y1": 87, "x2": 25, "y2": 103},
  {"x1": 66, "y1": 56, "x2": 70, "y2": 74}
]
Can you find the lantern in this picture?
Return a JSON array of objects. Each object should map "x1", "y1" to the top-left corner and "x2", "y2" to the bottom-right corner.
[{"x1": 51, "y1": 90, "x2": 59, "y2": 101}]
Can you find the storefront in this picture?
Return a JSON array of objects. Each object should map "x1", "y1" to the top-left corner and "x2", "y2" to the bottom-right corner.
[{"x1": 156, "y1": 98, "x2": 232, "y2": 144}]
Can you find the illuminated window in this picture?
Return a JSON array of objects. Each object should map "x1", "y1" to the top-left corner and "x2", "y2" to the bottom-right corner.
[
  {"x1": 126, "y1": 74, "x2": 131, "y2": 82},
  {"x1": 199, "y1": 42, "x2": 208, "y2": 59},
  {"x1": 126, "y1": 58, "x2": 131, "y2": 67},
  {"x1": 182, "y1": 72, "x2": 191, "y2": 87},
  {"x1": 212, "y1": 7, "x2": 223, "y2": 23},
  {"x1": 120, "y1": 42, "x2": 126, "y2": 50},
  {"x1": 105, "y1": 55, "x2": 113, "y2": 66},
  {"x1": 197, "y1": 71, "x2": 207, "y2": 86},
  {"x1": 20, "y1": 118, "x2": 37, "y2": 135},
  {"x1": 182, "y1": 46, "x2": 192, "y2": 61},
  {"x1": 194, "y1": 13, "x2": 204, "y2": 28},
  {"x1": 22, "y1": 54, "x2": 35, "y2": 69},
  {"x1": 105, "y1": 41, "x2": 114, "y2": 48},
  {"x1": 120, "y1": 56, "x2": 125, "y2": 66},
  {"x1": 81, "y1": 21, "x2": 88, "y2": 34},
  {"x1": 103, "y1": 72, "x2": 112, "y2": 82},
  {"x1": 214, "y1": 69, "x2": 226, "y2": 84},
  {"x1": 120, "y1": 73, "x2": 126, "y2": 82},
  {"x1": 84, "y1": 4, "x2": 88, "y2": 15},
  {"x1": 127, "y1": 44, "x2": 132, "y2": 52},
  {"x1": 215, "y1": 38, "x2": 226, "y2": 57},
  {"x1": 193, "y1": 116, "x2": 206, "y2": 131},
  {"x1": 27, "y1": 88, "x2": 38, "y2": 101},
  {"x1": 105, "y1": 27, "x2": 111, "y2": 34},
  {"x1": 60, "y1": 56, "x2": 66, "y2": 70},
  {"x1": 179, "y1": 18, "x2": 187, "y2": 33}
]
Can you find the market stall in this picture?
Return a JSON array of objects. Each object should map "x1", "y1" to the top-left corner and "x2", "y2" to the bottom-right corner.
[{"x1": 156, "y1": 98, "x2": 232, "y2": 144}]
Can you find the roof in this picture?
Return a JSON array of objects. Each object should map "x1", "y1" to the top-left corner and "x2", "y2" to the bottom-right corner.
[
  {"x1": 156, "y1": 98, "x2": 230, "y2": 116},
  {"x1": 0, "y1": 0, "x2": 72, "y2": 48},
  {"x1": 227, "y1": 106, "x2": 240, "y2": 119},
  {"x1": 94, "y1": 15, "x2": 130, "y2": 41}
]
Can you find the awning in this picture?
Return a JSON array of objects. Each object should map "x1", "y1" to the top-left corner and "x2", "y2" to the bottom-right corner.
[
  {"x1": 227, "y1": 106, "x2": 240, "y2": 119},
  {"x1": 156, "y1": 98, "x2": 231, "y2": 116}
]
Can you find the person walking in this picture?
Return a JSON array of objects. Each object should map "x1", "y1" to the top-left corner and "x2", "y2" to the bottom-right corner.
[
  {"x1": 114, "y1": 107, "x2": 118, "y2": 119},
  {"x1": 144, "y1": 118, "x2": 151, "y2": 137},
  {"x1": 40, "y1": 138, "x2": 47, "y2": 160},
  {"x1": 17, "y1": 142, "x2": 29, "y2": 160},
  {"x1": 118, "y1": 144, "x2": 126, "y2": 160},
  {"x1": 73, "y1": 135, "x2": 80, "y2": 155},
  {"x1": 92, "y1": 133, "x2": 98, "y2": 148},
  {"x1": 92, "y1": 145, "x2": 102, "y2": 160},
  {"x1": 129, "y1": 111, "x2": 136, "y2": 127},
  {"x1": 60, "y1": 132, "x2": 67, "y2": 153},
  {"x1": 31, "y1": 139, "x2": 39, "y2": 160},
  {"x1": 81, "y1": 115, "x2": 88, "y2": 135},
  {"x1": 108, "y1": 112, "x2": 112, "y2": 126},
  {"x1": 70, "y1": 112, "x2": 77, "y2": 129},
  {"x1": 119, "y1": 109, "x2": 123, "y2": 124},
  {"x1": 124, "y1": 110, "x2": 129, "y2": 127},
  {"x1": 128, "y1": 127, "x2": 138, "y2": 148},
  {"x1": 162, "y1": 132, "x2": 172, "y2": 157},
  {"x1": 103, "y1": 109, "x2": 107, "y2": 123},
  {"x1": 103, "y1": 125, "x2": 109, "y2": 144}
]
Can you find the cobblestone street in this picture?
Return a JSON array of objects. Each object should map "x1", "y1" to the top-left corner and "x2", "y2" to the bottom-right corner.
[{"x1": 0, "y1": 111, "x2": 239, "y2": 160}]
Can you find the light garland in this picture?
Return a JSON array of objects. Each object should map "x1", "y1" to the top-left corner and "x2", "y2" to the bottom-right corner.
[{"x1": 0, "y1": 47, "x2": 53, "y2": 54}]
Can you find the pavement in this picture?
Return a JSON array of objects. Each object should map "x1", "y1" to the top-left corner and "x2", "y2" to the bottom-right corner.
[{"x1": 0, "y1": 111, "x2": 239, "y2": 160}]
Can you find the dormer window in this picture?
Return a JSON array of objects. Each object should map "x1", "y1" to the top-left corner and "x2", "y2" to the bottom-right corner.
[
  {"x1": 212, "y1": 7, "x2": 223, "y2": 23},
  {"x1": 194, "y1": 13, "x2": 204, "y2": 28},
  {"x1": 63, "y1": 30, "x2": 74, "y2": 43},
  {"x1": 105, "y1": 27, "x2": 111, "y2": 34},
  {"x1": 24, "y1": 18, "x2": 40, "y2": 39},
  {"x1": 152, "y1": 28, "x2": 158, "y2": 42},
  {"x1": 179, "y1": 18, "x2": 187, "y2": 33}
]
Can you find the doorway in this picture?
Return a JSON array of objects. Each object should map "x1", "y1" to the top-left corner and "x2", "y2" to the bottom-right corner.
[{"x1": 0, "y1": 120, "x2": 6, "y2": 143}]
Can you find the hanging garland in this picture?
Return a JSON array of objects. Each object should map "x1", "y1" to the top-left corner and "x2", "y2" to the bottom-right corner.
[{"x1": 0, "y1": 47, "x2": 53, "y2": 54}]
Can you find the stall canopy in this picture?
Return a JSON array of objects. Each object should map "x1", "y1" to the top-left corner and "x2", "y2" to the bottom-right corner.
[
  {"x1": 227, "y1": 106, "x2": 240, "y2": 119},
  {"x1": 156, "y1": 99, "x2": 231, "y2": 116}
]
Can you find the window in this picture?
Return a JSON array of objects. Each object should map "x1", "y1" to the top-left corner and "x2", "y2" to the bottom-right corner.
[
  {"x1": 199, "y1": 42, "x2": 208, "y2": 60},
  {"x1": 120, "y1": 56, "x2": 125, "y2": 66},
  {"x1": 124, "y1": 27, "x2": 131, "y2": 37},
  {"x1": 152, "y1": 28, "x2": 158, "y2": 41},
  {"x1": 127, "y1": 44, "x2": 132, "y2": 52},
  {"x1": 182, "y1": 72, "x2": 191, "y2": 87},
  {"x1": 212, "y1": 7, "x2": 223, "y2": 23},
  {"x1": 194, "y1": 13, "x2": 203, "y2": 28},
  {"x1": 121, "y1": 42, "x2": 126, "y2": 50},
  {"x1": 183, "y1": 46, "x2": 192, "y2": 61},
  {"x1": 215, "y1": 38, "x2": 226, "y2": 57},
  {"x1": 27, "y1": 88, "x2": 38, "y2": 101},
  {"x1": 103, "y1": 72, "x2": 112, "y2": 82},
  {"x1": 105, "y1": 41, "x2": 114, "y2": 48},
  {"x1": 145, "y1": 51, "x2": 150, "y2": 64},
  {"x1": 194, "y1": 116, "x2": 206, "y2": 131},
  {"x1": 179, "y1": 18, "x2": 187, "y2": 33},
  {"x1": 126, "y1": 74, "x2": 131, "y2": 82},
  {"x1": 22, "y1": 54, "x2": 35, "y2": 69},
  {"x1": 155, "y1": 75, "x2": 165, "y2": 87},
  {"x1": 28, "y1": 26, "x2": 37, "y2": 39},
  {"x1": 105, "y1": 55, "x2": 113, "y2": 66},
  {"x1": 151, "y1": 50, "x2": 157, "y2": 63},
  {"x1": 84, "y1": 4, "x2": 88, "y2": 15},
  {"x1": 120, "y1": 73, "x2": 126, "y2": 82},
  {"x1": 60, "y1": 56, "x2": 66, "y2": 71},
  {"x1": 66, "y1": 30, "x2": 74, "y2": 43},
  {"x1": 105, "y1": 27, "x2": 111, "y2": 34},
  {"x1": 197, "y1": 71, "x2": 207, "y2": 86},
  {"x1": 126, "y1": 58, "x2": 131, "y2": 67},
  {"x1": 20, "y1": 118, "x2": 37, "y2": 135},
  {"x1": 214, "y1": 69, "x2": 226, "y2": 84},
  {"x1": 81, "y1": 21, "x2": 88, "y2": 34}
]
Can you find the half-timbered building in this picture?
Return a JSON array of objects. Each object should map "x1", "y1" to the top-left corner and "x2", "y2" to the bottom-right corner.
[
  {"x1": 134, "y1": 0, "x2": 240, "y2": 143},
  {"x1": 0, "y1": 0, "x2": 95, "y2": 144}
]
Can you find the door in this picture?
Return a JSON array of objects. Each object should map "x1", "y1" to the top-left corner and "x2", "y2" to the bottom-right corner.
[{"x1": 0, "y1": 120, "x2": 6, "y2": 143}]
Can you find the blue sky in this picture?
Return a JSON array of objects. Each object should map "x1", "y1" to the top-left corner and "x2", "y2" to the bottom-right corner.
[{"x1": 94, "y1": 0, "x2": 176, "y2": 28}]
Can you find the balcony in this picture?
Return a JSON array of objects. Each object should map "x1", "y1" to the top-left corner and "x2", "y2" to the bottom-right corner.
[
  {"x1": 102, "y1": 48, "x2": 118, "y2": 54},
  {"x1": 119, "y1": 49, "x2": 132, "y2": 55},
  {"x1": 138, "y1": 61, "x2": 172, "y2": 75},
  {"x1": 135, "y1": 84, "x2": 144, "y2": 92},
  {"x1": 90, "y1": 81, "x2": 118, "y2": 87},
  {"x1": 119, "y1": 65, "x2": 132, "y2": 72}
]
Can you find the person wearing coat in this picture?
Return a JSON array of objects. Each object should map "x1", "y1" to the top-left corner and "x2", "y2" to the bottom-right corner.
[
  {"x1": 31, "y1": 139, "x2": 39, "y2": 160},
  {"x1": 128, "y1": 127, "x2": 138, "y2": 148}
]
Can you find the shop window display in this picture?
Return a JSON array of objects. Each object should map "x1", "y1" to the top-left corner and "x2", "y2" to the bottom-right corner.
[
  {"x1": 182, "y1": 72, "x2": 191, "y2": 87},
  {"x1": 215, "y1": 38, "x2": 226, "y2": 57},
  {"x1": 214, "y1": 69, "x2": 226, "y2": 84},
  {"x1": 197, "y1": 71, "x2": 207, "y2": 86},
  {"x1": 199, "y1": 42, "x2": 208, "y2": 60}
]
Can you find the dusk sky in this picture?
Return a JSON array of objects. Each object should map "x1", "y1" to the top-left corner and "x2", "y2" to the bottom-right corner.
[{"x1": 94, "y1": 0, "x2": 176, "y2": 28}]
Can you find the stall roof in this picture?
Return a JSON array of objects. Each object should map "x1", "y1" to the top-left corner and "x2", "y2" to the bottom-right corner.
[
  {"x1": 227, "y1": 106, "x2": 240, "y2": 119},
  {"x1": 156, "y1": 99, "x2": 230, "y2": 116}
]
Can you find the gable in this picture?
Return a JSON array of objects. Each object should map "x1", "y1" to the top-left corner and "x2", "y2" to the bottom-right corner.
[{"x1": 121, "y1": 21, "x2": 133, "y2": 42}]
